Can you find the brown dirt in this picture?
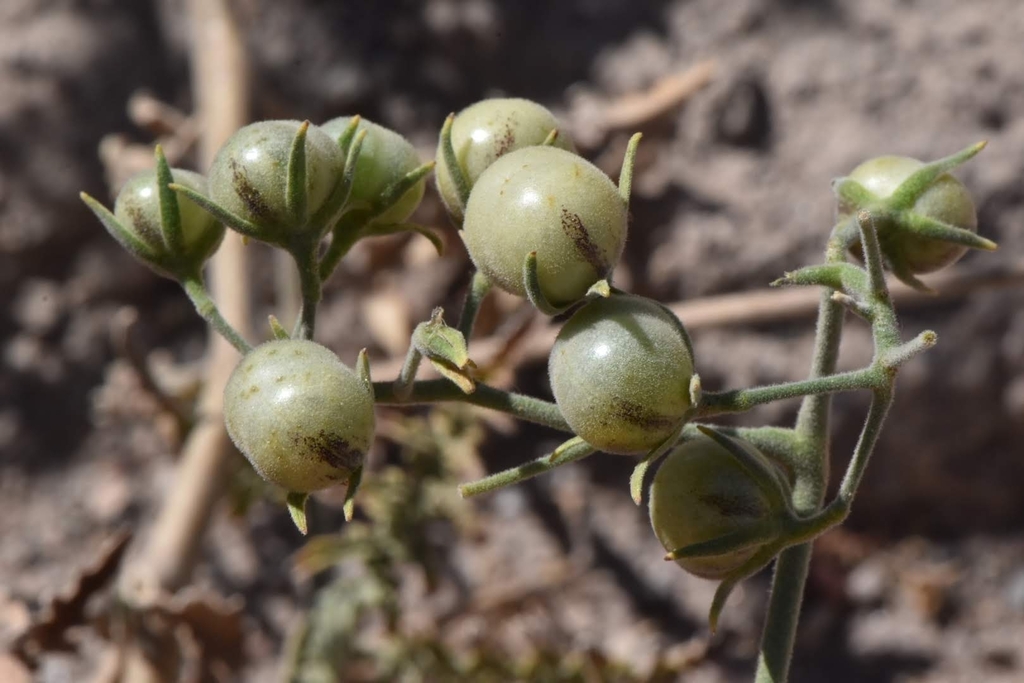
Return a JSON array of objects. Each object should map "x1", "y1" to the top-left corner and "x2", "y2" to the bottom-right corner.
[{"x1": 2, "y1": 0, "x2": 1023, "y2": 681}]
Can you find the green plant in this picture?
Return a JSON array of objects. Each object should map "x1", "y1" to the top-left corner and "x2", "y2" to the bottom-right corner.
[{"x1": 82, "y1": 96, "x2": 996, "y2": 682}]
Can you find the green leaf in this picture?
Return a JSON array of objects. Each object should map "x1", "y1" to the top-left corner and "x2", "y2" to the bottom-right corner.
[
  {"x1": 771, "y1": 262, "x2": 867, "y2": 295},
  {"x1": 523, "y1": 251, "x2": 571, "y2": 316},
  {"x1": 898, "y1": 211, "x2": 998, "y2": 251},
  {"x1": 440, "y1": 113, "x2": 471, "y2": 210},
  {"x1": 343, "y1": 466, "x2": 363, "y2": 522},
  {"x1": 154, "y1": 144, "x2": 184, "y2": 254},
  {"x1": 412, "y1": 308, "x2": 475, "y2": 394},
  {"x1": 286, "y1": 121, "x2": 310, "y2": 226},
  {"x1": 459, "y1": 436, "x2": 594, "y2": 498},
  {"x1": 268, "y1": 314, "x2": 290, "y2": 340},
  {"x1": 371, "y1": 162, "x2": 434, "y2": 218},
  {"x1": 696, "y1": 426, "x2": 790, "y2": 511},
  {"x1": 169, "y1": 182, "x2": 264, "y2": 240},
  {"x1": 665, "y1": 524, "x2": 777, "y2": 561},
  {"x1": 630, "y1": 428, "x2": 682, "y2": 505},
  {"x1": 356, "y1": 348, "x2": 373, "y2": 397},
  {"x1": 286, "y1": 492, "x2": 310, "y2": 535},
  {"x1": 888, "y1": 141, "x2": 987, "y2": 211},
  {"x1": 618, "y1": 132, "x2": 643, "y2": 208},
  {"x1": 831, "y1": 176, "x2": 877, "y2": 209},
  {"x1": 80, "y1": 192, "x2": 163, "y2": 269}
]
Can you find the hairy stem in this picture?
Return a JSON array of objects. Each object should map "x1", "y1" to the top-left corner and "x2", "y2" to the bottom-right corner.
[
  {"x1": 319, "y1": 214, "x2": 362, "y2": 281},
  {"x1": 755, "y1": 226, "x2": 850, "y2": 683},
  {"x1": 373, "y1": 379, "x2": 569, "y2": 432},
  {"x1": 456, "y1": 270, "x2": 492, "y2": 341},
  {"x1": 292, "y1": 243, "x2": 322, "y2": 340},
  {"x1": 182, "y1": 277, "x2": 253, "y2": 354},
  {"x1": 699, "y1": 368, "x2": 879, "y2": 417}
]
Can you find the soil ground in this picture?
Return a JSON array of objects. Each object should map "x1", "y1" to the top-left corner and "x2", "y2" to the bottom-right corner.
[{"x1": 2, "y1": 1, "x2": 1024, "y2": 681}]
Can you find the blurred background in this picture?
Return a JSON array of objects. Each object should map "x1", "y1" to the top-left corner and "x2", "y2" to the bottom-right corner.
[{"x1": 2, "y1": 0, "x2": 1024, "y2": 681}]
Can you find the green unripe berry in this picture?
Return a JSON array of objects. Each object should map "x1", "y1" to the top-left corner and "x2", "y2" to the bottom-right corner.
[
  {"x1": 549, "y1": 295, "x2": 694, "y2": 454},
  {"x1": 840, "y1": 155, "x2": 978, "y2": 274},
  {"x1": 208, "y1": 120, "x2": 344, "y2": 245},
  {"x1": 322, "y1": 116, "x2": 426, "y2": 225},
  {"x1": 112, "y1": 168, "x2": 224, "y2": 276},
  {"x1": 462, "y1": 146, "x2": 627, "y2": 308},
  {"x1": 436, "y1": 97, "x2": 575, "y2": 221},
  {"x1": 224, "y1": 340, "x2": 375, "y2": 493},
  {"x1": 649, "y1": 436, "x2": 779, "y2": 579}
]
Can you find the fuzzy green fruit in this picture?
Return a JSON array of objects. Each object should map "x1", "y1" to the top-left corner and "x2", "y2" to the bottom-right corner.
[
  {"x1": 110, "y1": 168, "x2": 224, "y2": 276},
  {"x1": 208, "y1": 120, "x2": 344, "y2": 245},
  {"x1": 436, "y1": 97, "x2": 575, "y2": 221},
  {"x1": 462, "y1": 145, "x2": 626, "y2": 309},
  {"x1": 322, "y1": 116, "x2": 425, "y2": 225},
  {"x1": 224, "y1": 340, "x2": 375, "y2": 493},
  {"x1": 549, "y1": 295, "x2": 694, "y2": 454},
  {"x1": 649, "y1": 435, "x2": 779, "y2": 579},
  {"x1": 840, "y1": 155, "x2": 977, "y2": 274}
]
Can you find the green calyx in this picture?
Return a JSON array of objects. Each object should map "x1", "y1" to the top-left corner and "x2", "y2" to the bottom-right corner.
[
  {"x1": 394, "y1": 308, "x2": 476, "y2": 400},
  {"x1": 80, "y1": 145, "x2": 224, "y2": 282},
  {"x1": 175, "y1": 120, "x2": 351, "y2": 254},
  {"x1": 833, "y1": 141, "x2": 996, "y2": 290}
]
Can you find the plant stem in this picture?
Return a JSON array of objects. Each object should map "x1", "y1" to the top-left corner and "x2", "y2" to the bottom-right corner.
[
  {"x1": 755, "y1": 229, "x2": 849, "y2": 683},
  {"x1": 182, "y1": 276, "x2": 252, "y2": 354},
  {"x1": 458, "y1": 437, "x2": 594, "y2": 498},
  {"x1": 319, "y1": 214, "x2": 362, "y2": 281},
  {"x1": 373, "y1": 379, "x2": 569, "y2": 432},
  {"x1": 293, "y1": 243, "x2": 322, "y2": 340},
  {"x1": 392, "y1": 345, "x2": 423, "y2": 400},
  {"x1": 456, "y1": 270, "x2": 491, "y2": 341},
  {"x1": 699, "y1": 368, "x2": 879, "y2": 417}
]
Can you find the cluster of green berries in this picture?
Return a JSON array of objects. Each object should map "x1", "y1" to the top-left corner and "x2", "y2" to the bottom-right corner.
[{"x1": 82, "y1": 97, "x2": 986, "y2": 581}]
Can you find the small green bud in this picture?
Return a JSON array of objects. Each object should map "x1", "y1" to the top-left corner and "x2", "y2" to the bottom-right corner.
[
  {"x1": 81, "y1": 157, "x2": 224, "y2": 280},
  {"x1": 412, "y1": 308, "x2": 475, "y2": 394},
  {"x1": 322, "y1": 116, "x2": 427, "y2": 226},
  {"x1": 204, "y1": 120, "x2": 346, "y2": 247},
  {"x1": 836, "y1": 144, "x2": 995, "y2": 287}
]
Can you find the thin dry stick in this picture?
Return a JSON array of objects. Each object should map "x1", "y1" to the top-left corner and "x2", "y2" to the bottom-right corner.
[
  {"x1": 374, "y1": 262, "x2": 1024, "y2": 381},
  {"x1": 128, "y1": 0, "x2": 251, "y2": 593},
  {"x1": 601, "y1": 60, "x2": 716, "y2": 131}
]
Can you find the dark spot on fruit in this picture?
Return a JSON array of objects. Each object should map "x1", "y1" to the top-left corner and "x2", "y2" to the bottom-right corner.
[
  {"x1": 124, "y1": 203, "x2": 161, "y2": 247},
  {"x1": 230, "y1": 159, "x2": 273, "y2": 219},
  {"x1": 300, "y1": 430, "x2": 364, "y2": 473},
  {"x1": 610, "y1": 397, "x2": 678, "y2": 432},
  {"x1": 266, "y1": 348, "x2": 279, "y2": 356},
  {"x1": 698, "y1": 491, "x2": 768, "y2": 520},
  {"x1": 274, "y1": 376, "x2": 285, "y2": 383},
  {"x1": 560, "y1": 208, "x2": 607, "y2": 273},
  {"x1": 495, "y1": 123, "x2": 516, "y2": 158}
]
